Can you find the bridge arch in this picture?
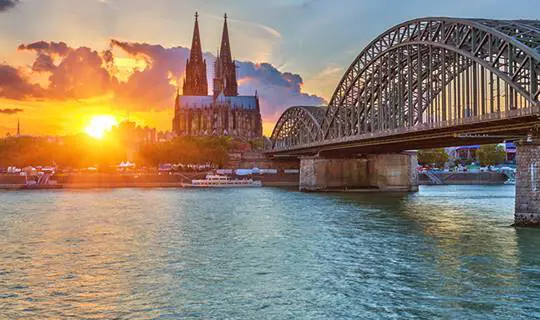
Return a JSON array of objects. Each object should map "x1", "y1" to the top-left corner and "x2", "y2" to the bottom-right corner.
[
  {"x1": 270, "y1": 17, "x2": 540, "y2": 152},
  {"x1": 331, "y1": 18, "x2": 540, "y2": 106},
  {"x1": 270, "y1": 106, "x2": 325, "y2": 149}
]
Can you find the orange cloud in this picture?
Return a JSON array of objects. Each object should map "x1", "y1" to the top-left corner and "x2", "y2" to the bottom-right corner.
[{"x1": 1, "y1": 40, "x2": 325, "y2": 137}]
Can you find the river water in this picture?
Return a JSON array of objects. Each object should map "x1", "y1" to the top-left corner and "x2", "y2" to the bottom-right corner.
[{"x1": 0, "y1": 185, "x2": 539, "y2": 319}]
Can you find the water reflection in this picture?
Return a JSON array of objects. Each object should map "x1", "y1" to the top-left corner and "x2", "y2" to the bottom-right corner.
[{"x1": 0, "y1": 186, "x2": 539, "y2": 318}]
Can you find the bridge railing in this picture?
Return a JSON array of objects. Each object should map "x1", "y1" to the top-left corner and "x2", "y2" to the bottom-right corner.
[{"x1": 271, "y1": 104, "x2": 540, "y2": 152}]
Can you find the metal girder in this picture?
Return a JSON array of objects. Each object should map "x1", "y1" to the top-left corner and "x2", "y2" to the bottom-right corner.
[
  {"x1": 270, "y1": 106, "x2": 325, "y2": 149},
  {"x1": 269, "y1": 17, "x2": 540, "y2": 153}
]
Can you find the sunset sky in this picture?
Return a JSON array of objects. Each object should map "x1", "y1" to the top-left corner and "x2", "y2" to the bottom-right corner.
[{"x1": 0, "y1": 0, "x2": 538, "y2": 137}]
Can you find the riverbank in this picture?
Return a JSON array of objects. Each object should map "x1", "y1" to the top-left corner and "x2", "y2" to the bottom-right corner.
[
  {"x1": 0, "y1": 173, "x2": 299, "y2": 189},
  {"x1": 418, "y1": 171, "x2": 508, "y2": 185},
  {"x1": 0, "y1": 171, "x2": 507, "y2": 190}
]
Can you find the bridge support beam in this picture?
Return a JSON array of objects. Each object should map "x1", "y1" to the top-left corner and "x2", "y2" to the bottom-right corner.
[
  {"x1": 515, "y1": 138, "x2": 540, "y2": 227},
  {"x1": 299, "y1": 152, "x2": 418, "y2": 192}
]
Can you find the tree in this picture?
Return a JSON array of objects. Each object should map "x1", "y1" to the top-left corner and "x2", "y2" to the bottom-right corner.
[
  {"x1": 418, "y1": 148, "x2": 449, "y2": 167},
  {"x1": 0, "y1": 135, "x2": 236, "y2": 169},
  {"x1": 136, "y1": 136, "x2": 231, "y2": 167},
  {"x1": 477, "y1": 144, "x2": 506, "y2": 166}
]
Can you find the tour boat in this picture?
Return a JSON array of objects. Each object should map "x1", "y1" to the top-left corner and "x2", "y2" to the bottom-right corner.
[{"x1": 182, "y1": 174, "x2": 262, "y2": 188}]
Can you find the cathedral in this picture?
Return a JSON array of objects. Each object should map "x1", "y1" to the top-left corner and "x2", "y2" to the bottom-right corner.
[{"x1": 172, "y1": 13, "x2": 263, "y2": 139}]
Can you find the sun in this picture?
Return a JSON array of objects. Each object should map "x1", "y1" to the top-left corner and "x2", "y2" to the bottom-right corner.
[{"x1": 84, "y1": 115, "x2": 118, "y2": 139}]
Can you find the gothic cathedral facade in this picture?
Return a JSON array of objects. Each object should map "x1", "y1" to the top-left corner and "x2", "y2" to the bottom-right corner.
[{"x1": 172, "y1": 13, "x2": 263, "y2": 139}]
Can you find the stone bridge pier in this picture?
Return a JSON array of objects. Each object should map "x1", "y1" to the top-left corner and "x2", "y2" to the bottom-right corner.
[
  {"x1": 299, "y1": 152, "x2": 418, "y2": 192},
  {"x1": 515, "y1": 136, "x2": 540, "y2": 227}
]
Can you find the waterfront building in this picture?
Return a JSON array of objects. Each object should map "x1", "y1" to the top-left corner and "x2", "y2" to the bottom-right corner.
[
  {"x1": 445, "y1": 143, "x2": 516, "y2": 165},
  {"x1": 172, "y1": 13, "x2": 263, "y2": 140}
]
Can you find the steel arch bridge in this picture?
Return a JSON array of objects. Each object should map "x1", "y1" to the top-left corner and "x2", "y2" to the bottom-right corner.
[{"x1": 270, "y1": 17, "x2": 540, "y2": 155}]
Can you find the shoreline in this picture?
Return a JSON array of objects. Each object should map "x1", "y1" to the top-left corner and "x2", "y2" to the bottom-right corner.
[
  {"x1": 0, "y1": 181, "x2": 300, "y2": 190},
  {"x1": 0, "y1": 172, "x2": 509, "y2": 190}
]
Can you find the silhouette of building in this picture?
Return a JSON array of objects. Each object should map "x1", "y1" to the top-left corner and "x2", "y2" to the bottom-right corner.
[{"x1": 172, "y1": 13, "x2": 262, "y2": 139}]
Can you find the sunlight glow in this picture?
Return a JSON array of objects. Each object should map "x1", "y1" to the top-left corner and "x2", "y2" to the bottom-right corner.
[{"x1": 84, "y1": 115, "x2": 118, "y2": 139}]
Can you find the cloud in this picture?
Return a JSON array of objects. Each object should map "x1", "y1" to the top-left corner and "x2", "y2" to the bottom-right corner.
[
  {"x1": 111, "y1": 40, "x2": 325, "y2": 117},
  {"x1": 237, "y1": 62, "x2": 326, "y2": 121},
  {"x1": 0, "y1": 64, "x2": 43, "y2": 99},
  {"x1": 4, "y1": 40, "x2": 325, "y2": 124},
  {"x1": 229, "y1": 18, "x2": 281, "y2": 39},
  {"x1": 0, "y1": 0, "x2": 18, "y2": 12},
  {"x1": 19, "y1": 41, "x2": 116, "y2": 99},
  {"x1": 111, "y1": 39, "x2": 190, "y2": 111},
  {"x1": 0, "y1": 108, "x2": 23, "y2": 114},
  {"x1": 18, "y1": 41, "x2": 70, "y2": 57},
  {"x1": 48, "y1": 46, "x2": 115, "y2": 99}
]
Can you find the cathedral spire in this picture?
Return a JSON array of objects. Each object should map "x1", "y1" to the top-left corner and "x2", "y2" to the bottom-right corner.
[
  {"x1": 214, "y1": 13, "x2": 238, "y2": 97},
  {"x1": 183, "y1": 12, "x2": 208, "y2": 96},
  {"x1": 189, "y1": 12, "x2": 203, "y2": 64},
  {"x1": 220, "y1": 13, "x2": 232, "y2": 66}
]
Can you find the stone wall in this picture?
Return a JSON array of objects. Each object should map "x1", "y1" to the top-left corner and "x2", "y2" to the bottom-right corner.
[
  {"x1": 299, "y1": 152, "x2": 418, "y2": 192},
  {"x1": 227, "y1": 151, "x2": 299, "y2": 170},
  {"x1": 418, "y1": 172, "x2": 508, "y2": 185},
  {"x1": 515, "y1": 142, "x2": 540, "y2": 227},
  {"x1": 367, "y1": 152, "x2": 418, "y2": 191},
  {"x1": 299, "y1": 157, "x2": 370, "y2": 191}
]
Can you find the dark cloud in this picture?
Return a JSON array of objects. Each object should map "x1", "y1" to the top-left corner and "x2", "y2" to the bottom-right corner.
[
  {"x1": 4, "y1": 40, "x2": 325, "y2": 123},
  {"x1": 111, "y1": 40, "x2": 325, "y2": 116},
  {"x1": 111, "y1": 40, "x2": 190, "y2": 111},
  {"x1": 0, "y1": 0, "x2": 18, "y2": 12},
  {"x1": 237, "y1": 62, "x2": 326, "y2": 121},
  {"x1": 48, "y1": 46, "x2": 115, "y2": 99},
  {"x1": 32, "y1": 54, "x2": 55, "y2": 72},
  {"x1": 18, "y1": 41, "x2": 70, "y2": 56},
  {"x1": 0, "y1": 108, "x2": 23, "y2": 114},
  {"x1": 0, "y1": 64, "x2": 43, "y2": 100},
  {"x1": 17, "y1": 41, "x2": 116, "y2": 99}
]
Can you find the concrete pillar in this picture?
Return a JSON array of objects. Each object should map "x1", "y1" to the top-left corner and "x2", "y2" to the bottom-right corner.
[
  {"x1": 515, "y1": 139, "x2": 540, "y2": 227},
  {"x1": 299, "y1": 152, "x2": 418, "y2": 192},
  {"x1": 367, "y1": 152, "x2": 419, "y2": 192}
]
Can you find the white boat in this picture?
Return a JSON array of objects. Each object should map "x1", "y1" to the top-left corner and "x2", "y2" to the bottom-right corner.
[{"x1": 182, "y1": 174, "x2": 262, "y2": 188}]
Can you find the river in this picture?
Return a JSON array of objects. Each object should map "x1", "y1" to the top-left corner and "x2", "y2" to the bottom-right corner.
[{"x1": 0, "y1": 185, "x2": 539, "y2": 319}]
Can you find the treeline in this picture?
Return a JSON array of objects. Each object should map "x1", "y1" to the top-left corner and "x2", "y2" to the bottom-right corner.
[
  {"x1": 0, "y1": 135, "x2": 246, "y2": 168},
  {"x1": 418, "y1": 144, "x2": 507, "y2": 167},
  {"x1": 138, "y1": 137, "x2": 234, "y2": 167}
]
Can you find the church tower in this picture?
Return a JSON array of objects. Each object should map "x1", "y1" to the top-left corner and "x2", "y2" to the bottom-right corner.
[
  {"x1": 183, "y1": 12, "x2": 208, "y2": 96},
  {"x1": 214, "y1": 14, "x2": 238, "y2": 97},
  {"x1": 173, "y1": 12, "x2": 262, "y2": 139}
]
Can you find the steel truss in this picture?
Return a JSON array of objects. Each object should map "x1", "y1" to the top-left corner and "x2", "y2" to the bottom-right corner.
[{"x1": 270, "y1": 17, "x2": 540, "y2": 152}]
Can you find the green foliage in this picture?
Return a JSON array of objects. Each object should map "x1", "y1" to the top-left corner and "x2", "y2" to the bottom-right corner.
[
  {"x1": 137, "y1": 136, "x2": 231, "y2": 167},
  {"x1": 0, "y1": 136, "x2": 232, "y2": 169},
  {"x1": 418, "y1": 148, "x2": 449, "y2": 167},
  {"x1": 477, "y1": 144, "x2": 506, "y2": 166}
]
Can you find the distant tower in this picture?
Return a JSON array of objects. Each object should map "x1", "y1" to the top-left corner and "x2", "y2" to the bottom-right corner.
[
  {"x1": 183, "y1": 12, "x2": 208, "y2": 96},
  {"x1": 16, "y1": 119, "x2": 20, "y2": 137},
  {"x1": 214, "y1": 13, "x2": 238, "y2": 97}
]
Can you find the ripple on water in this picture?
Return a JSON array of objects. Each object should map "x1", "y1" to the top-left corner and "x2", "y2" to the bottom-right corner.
[{"x1": 0, "y1": 186, "x2": 539, "y2": 319}]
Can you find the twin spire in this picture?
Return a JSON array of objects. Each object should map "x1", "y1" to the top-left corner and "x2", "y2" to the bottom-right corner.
[
  {"x1": 182, "y1": 11, "x2": 207, "y2": 96},
  {"x1": 189, "y1": 12, "x2": 203, "y2": 65},
  {"x1": 182, "y1": 12, "x2": 237, "y2": 98}
]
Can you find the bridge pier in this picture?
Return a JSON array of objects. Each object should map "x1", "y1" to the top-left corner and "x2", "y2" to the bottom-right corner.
[
  {"x1": 515, "y1": 137, "x2": 540, "y2": 227},
  {"x1": 299, "y1": 152, "x2": 418, "y2": 192}
]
